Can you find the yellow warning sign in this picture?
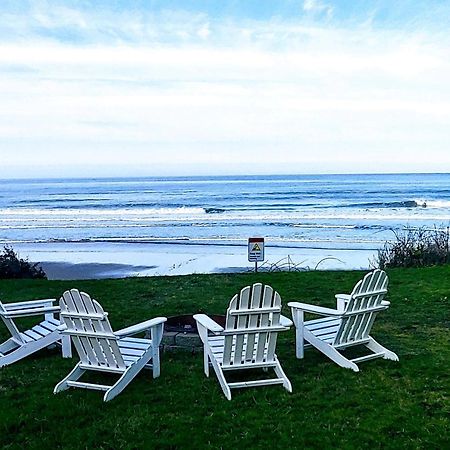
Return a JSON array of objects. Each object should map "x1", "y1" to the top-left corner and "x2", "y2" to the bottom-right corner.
[{"x1": 248, "y1": 237, "x2": 265, "y2": 262}]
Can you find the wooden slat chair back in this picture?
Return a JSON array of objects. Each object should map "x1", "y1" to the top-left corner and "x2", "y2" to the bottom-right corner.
[
  {"x1": 60, "y1": 289, "x2": 126, "y2": 371},
  {"x1": 222, "y1": 284, "x2": 282, "y2": 367},
  {"x1": 288, "y1": 269, "x2": 398, "y2": 372},
  {"x1": 334, "y1": 269, "x2": 389, "y2": 347},
  {"x1": 194, "y1": 283, "x2": 292, "y2": 400}
]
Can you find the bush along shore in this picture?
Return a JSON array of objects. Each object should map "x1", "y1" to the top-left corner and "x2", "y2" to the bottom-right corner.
[
  {"x1": 376, "y1": 226, "x2": 450, "y2": 269},
  {"x1": 0, "y1": 267, "x2": 448, "y2": 449},
  {"x1": 0, "y1": 246, "x2": 46, "y2": 279}
]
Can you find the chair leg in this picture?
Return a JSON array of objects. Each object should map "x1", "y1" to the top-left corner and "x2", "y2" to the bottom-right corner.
[
  {"x1": 305, "y1": 330, "x2": 359, "y2": 372},
  {"x1": 150, "y1": 323, "x2": 164, "y2": 379},
  {"x1": 54, "y1": 363, "x2": 85, "y2": 393},
  {"x1": 295, "y1": 326, "x2": 305, "y2": 359},
  {"x1": 104, "y1": 369, "x2": 134, "y2": 402},
  {"x1": 273, "y1": 358, "x2": 292, "y2": 393},
  {"x1": 208, "y1": 350, "x2": 231, "y2": 400},
  {"x1": 292, "y1": 309, "x2": 305, "y2": 359},
  {"x1": 203, "y1": 346, "x2": 210, "y2": 377},
  {"x1": 366, "y1": 337, "x2": 399, "y2": 361},
  {"x1": 104, "y1": 348, "x2": 154, "y2": 402},
  {"x1": 152, "y1": 345, "x2": 160, "y2": 379},
  {"x1": 61, "y1": 335, "x2": 72, "y2": 358}
]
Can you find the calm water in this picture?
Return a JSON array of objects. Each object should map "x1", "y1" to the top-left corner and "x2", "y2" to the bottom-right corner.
[{"x1": 1, "y1": 174, "x2": 450, "y2": 251}]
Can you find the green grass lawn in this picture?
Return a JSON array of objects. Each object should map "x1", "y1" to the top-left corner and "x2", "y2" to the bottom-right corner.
[{"x1": 0, "y1": 267, "x2": 449, "y2": 449}]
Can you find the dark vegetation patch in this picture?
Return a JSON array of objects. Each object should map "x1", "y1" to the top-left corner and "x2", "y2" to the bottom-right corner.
[
  {"x1": 0, "y1": 246, "x2": 46, "y2": 279},
  {"x1": 376, "y1": 226, "x2": 450, "y2": 269}
]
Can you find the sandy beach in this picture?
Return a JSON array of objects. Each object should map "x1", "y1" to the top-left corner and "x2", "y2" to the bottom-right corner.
[{"x1": 11, "y1": 241, "x2": 377, "y2": 280}]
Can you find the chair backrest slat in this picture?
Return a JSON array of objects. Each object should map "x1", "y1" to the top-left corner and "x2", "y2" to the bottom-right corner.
[
  {"x1": 233, "y1": 285, "x2": 251, "y2": 365},
  {"x1": 60, "y1": 290, "x2": 89, "y2": 364},
  {"x1": 67, "y1": 289, "x2": 105, "y2": 365},
  {"x1": 60, "y1": 289, "x2": 125, "y2": 370},
  {"x1": 244, "y1": 284, "x2": 262, "y2": 362},
  {"x1": 0, "y1": 299, "x2": 25, "y2": 344},
  {"x1": 334, "y1": 270, "x2": 389, "y2": 346},
  {"x1": 222, "y1": 283, "x2": 284, "y2": 368},
  {"x1": 255, "y1": 286, "x2": 272, "y2": 362},
  {"x1": 265, "y1": 288, "x2": 281, "y2": 362}
]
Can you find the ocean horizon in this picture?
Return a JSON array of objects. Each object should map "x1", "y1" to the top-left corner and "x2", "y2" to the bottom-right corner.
[{"x1": 1, "y1": 173, "x2": 449, "y2": 278}]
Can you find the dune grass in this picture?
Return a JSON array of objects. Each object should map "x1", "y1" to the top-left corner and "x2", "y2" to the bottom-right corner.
[{"x1": 0, "y1": 267, "x2": 449, "y2": 449}]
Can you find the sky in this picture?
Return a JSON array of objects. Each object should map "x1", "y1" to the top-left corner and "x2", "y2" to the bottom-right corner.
[{"x1": 0, "y1": 0, "x2": 449, "y2": 178}]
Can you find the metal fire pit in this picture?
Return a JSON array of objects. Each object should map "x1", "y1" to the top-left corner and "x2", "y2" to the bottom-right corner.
[{"x1": 158, "y1": 314, "x2": 226, "y2": 352}]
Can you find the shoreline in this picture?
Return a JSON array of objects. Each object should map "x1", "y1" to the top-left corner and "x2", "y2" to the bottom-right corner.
[
  {"x1": 7, "y1": 237, "x2": 379, "y2": 251},
  {"x1": 6, "y1": 241, "x2": 378, "y2": 280}
]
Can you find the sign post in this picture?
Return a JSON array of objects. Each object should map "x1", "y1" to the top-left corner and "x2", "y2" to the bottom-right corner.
[{"x1": 248, "y1": 237, "x2": 265, "y2": 272}]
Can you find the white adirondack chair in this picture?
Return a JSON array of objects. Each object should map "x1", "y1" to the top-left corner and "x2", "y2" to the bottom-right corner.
[
  {"x1": 194, "y1": 283, "x2": 292, "y2": 400},
  {"x1": 288, "y1": 269, "x2": 399, "y2": 372},
  {"x1": 54, "y1": 289, "x2": 166, "y2": 402},
  {"x1": 0, "y1": 297, "x2": 71, "y2": 367}
]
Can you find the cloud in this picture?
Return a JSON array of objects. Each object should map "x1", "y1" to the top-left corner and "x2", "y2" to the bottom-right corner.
[
  {"x1": 303, "y1": 0, "x2": 333, "y2": 18},
  {"x1": 0, "y1": 2, "x2": 450, "y2": 177}
]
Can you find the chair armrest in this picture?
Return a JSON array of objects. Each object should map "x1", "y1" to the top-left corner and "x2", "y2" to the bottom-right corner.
[
  {"x1": 1, "y1": 298, "x2": 59, "y2": 318},
  {"x1": 2, "y1": 307, "x2": 60, "y2": 318},
  {"x1": 288, "y1": 302, "x2": 342, "y2": 317},
  {"x1": 381, "y1": 300, "x2": 390, "y2": 306},
  {"x1": 335, "y1": 294, "x2": 351, "y2": 301},
  {"x1": 280, "y1": 314, "x2": 293, "y2": 328},
  {"x1": 193, "y1": 314, "x2": 224, "y2": 334},
  {"x1": 115, "y1": 317, "x2": 167, "y2": 338},
  {"x1": 3, "y1": 298, "x2": 57, "y2": 312},
  {"x1": 4, "y1": 298, "x2": 56, "y2": 309},
  {"x1": 335, "y1": 294, "x2": 351, "y2": 311}
]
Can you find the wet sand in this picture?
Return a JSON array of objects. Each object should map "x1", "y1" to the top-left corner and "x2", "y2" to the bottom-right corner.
[{"x1": 39, "y1": 262, "x2": 157, "y2": 280}]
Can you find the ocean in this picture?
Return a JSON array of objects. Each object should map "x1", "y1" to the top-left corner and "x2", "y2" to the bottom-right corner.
[{"x1": 1, "y1": 173, "x2": 449, "y2": 277}]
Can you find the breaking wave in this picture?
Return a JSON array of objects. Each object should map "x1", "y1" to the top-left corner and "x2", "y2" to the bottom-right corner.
[{"x1": 344, "y1": 200, "x2": 420, "y2": 208}]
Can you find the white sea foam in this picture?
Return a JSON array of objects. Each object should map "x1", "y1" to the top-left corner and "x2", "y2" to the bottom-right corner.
[
  {"x1": 0, "y1": 207, "x2": 206, "y2": 216},
  {"x1": 414, "y1": 199, "x2": 450, "y2": 208},
  {"x1": 2, "y1": 207, "x2": 450, "y2": 227}
]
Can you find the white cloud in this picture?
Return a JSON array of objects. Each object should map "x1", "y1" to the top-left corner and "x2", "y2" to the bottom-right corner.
[
  {"x1": 0, "y1": 5, "x2": 450, "y2": 177},
  {"x1": 303, "y1": 0, "x2": 333, "y2": 18}
]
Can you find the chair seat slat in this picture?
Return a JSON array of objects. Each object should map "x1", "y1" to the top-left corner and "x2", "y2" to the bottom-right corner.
[
  {"x1": 31, "y1": 324, "x2": 52, "y2": 337},
  {"x1": 39, "y1": 320, "x2": 59, "y2": 332},
  {"x1": 308, "y1": 326, "x2": 340, "y2": 338},
  {"x1": 23, "y1": 329, "x2": 42, "y2": 341},
  {"x1": 18, "y1": 333, "x2": 33, "y2": 343},
  {"x1": 305, "y1": 318, "x2": 341, "y2": 331}
]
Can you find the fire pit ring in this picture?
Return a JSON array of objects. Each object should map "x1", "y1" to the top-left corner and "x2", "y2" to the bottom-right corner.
[{"x1": 153, "y1": 314, "x2": 226, "y2": 352}]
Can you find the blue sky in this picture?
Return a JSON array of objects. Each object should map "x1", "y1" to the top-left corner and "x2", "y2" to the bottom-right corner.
[{"x1": 0, "y1": 1, "x2": 449, "y2": 177}]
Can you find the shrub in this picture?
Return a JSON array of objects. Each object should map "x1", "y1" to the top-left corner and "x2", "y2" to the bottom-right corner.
[
  {"x1": 0, "y1": 246, "x2": 47, "y2": 279},
  {"x1": 376, "y1": 226, "x2": 450, "y2": 269}
]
